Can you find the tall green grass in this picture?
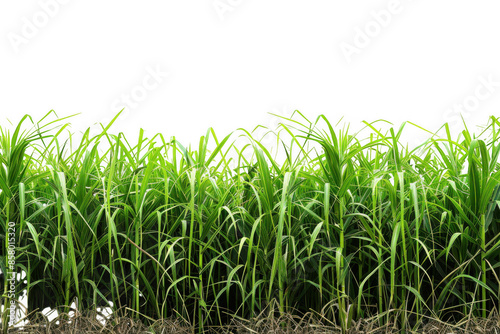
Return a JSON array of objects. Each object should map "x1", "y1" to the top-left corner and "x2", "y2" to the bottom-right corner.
[{"x1": 2, "y1": 111, "x2": 500, "y2": 332}]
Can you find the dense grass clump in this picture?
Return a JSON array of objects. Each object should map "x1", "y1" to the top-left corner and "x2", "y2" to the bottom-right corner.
[{"x1": 2, "y1": 111, "x2": 500, "y2": 333}]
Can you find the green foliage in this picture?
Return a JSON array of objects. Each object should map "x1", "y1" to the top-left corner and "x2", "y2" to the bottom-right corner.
[{"x1": 2, "y1": 111, "x2": 500, "y2": 332}]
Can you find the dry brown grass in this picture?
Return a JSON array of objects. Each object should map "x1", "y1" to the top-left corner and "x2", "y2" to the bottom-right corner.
[
  {"x1": 8, "y1": 310, "x2": 192, "y2": 334},
  {"x1": 6, "y1": 309, "x2": 500, "y2": 334}
]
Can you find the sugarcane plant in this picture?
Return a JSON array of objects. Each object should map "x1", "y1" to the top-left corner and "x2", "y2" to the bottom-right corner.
[{"x1": 1, "y1": 110, "x2": 500, "y2": 332}]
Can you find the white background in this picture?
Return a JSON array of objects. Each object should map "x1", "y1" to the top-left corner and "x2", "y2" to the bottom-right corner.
[{"x1": 1, "y1": 1, "x2": 500, "y2": 149}]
